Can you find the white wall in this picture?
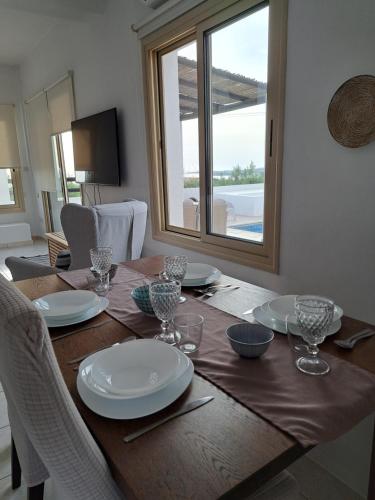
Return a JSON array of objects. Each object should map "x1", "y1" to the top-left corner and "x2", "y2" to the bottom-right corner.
[
  {"x1": 0, "y1": 65, "x2": 41, "y2": 236},
  {"x1": 19, "y1": 1, "x2": 375, "y2": 495}
]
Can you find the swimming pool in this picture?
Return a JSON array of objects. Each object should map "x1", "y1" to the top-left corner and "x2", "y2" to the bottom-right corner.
[{"x1": 229, "y1": 222, "x2": 263, "y2": 234}]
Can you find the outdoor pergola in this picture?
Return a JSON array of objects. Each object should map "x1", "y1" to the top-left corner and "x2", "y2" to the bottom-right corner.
[{"x1": 178, "y1": 56, "x2": 267, "y2": 120}]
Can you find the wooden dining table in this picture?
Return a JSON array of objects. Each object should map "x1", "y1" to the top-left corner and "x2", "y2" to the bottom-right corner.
[{"x1": 15, "y1": 256, "x2": 375, "y2": 500}]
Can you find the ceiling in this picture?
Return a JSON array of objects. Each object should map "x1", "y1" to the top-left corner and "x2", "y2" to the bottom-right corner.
[{"x1": 0, "y1": 0, "x2": 108, "y2": 66}]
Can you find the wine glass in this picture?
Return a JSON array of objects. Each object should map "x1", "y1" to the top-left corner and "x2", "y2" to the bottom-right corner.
[
  {"x1": 149, "y1": 280, "x2": 181, "y2": 345},
  {"x1": 161, "y1": 256, "x2": 188, "y2": 304},
  {"x1": 90, "y1": 247, "x2": 112, "y2": 294},
  {"x1": 294, "y1": 295, "x2": 334, "y2": 376}
]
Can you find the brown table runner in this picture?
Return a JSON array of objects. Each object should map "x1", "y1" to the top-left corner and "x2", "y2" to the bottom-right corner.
[{"x1": 60, "y1": 265, "x2": 375, "y2": 448}]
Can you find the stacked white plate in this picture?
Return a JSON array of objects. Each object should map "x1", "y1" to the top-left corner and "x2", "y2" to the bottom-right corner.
[
  {"x1": 77, "y1": 339, "x2": 194, "y2": 419},
  {"x1": 252, "y1": 295, "x2": 343, "y2": 336},
  {"x1": 182, "y1": 263, "x2": 221, "y2": 287},
  {"x1": 33, "y1": 290, "x2": 109, "y2": 327}
]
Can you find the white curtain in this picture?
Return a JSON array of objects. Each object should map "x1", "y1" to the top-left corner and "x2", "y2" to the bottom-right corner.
[
  {"x1": 0, "y1": 104, "x2": 20, "y2": 169},
  {"x1": 26, "y1": 93, "x2": 56, "y2": 192},
  {"x1": 47, "y1": 76, "x2": 75, "y2": 134},
  {"x1": 25, "y1": 74, "x2": 75, "y2": 192}
]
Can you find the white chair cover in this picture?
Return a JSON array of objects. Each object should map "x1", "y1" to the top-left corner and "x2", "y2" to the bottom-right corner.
[
  {"x1": 93, "y1": 200, "x2": 147, "y2": 262},
  {"x1": 0, "y1": 276, "x2": 123, "y2": 499}
]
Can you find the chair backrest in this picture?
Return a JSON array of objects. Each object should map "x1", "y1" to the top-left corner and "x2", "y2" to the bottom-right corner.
[
  {"x1": 5, "y1": 256, "x2": 57, "y2": 281},
  {"x1": 0, "y1": 276, "x2": 122, "y2": 499},
  {"x1": 92, "y1": 201, "x2": 147, "y2": 262},
  {"x1": 60, "y1": 204, "x2": 99, "y2": 270}
]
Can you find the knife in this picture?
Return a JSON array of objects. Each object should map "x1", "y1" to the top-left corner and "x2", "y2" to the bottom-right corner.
[{"x1": 123, "y1": 396, "x2": 214, "y2": 443}]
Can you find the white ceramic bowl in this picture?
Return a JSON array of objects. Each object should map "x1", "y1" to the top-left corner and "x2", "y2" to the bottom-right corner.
[
  {"x1": 226, "y1": 323, "x2": 274, "y2": 358},
  {"x1": 34, "y1": 290, "x2": 99, "y2": 319},
  {"x1": 90, "y1": 339, "x2": 181, "y2": 398}
]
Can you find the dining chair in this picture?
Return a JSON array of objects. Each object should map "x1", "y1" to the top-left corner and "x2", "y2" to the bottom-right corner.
[
  {"x1": 60, "y1": 200, "x2": 147, "y2": 270},
  {"x1": 5, "y1": 256, "x2": 58, "y2": 282},
  {"x1": 0, "y1": 275, "x2": 123, "y2": 500}
]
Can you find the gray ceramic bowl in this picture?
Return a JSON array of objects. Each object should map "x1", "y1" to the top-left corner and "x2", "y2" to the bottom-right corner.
[
  {"x1": 90, "y1": 263, "x2": 118, "y2": 281},
  {"x1": 226, "y1": 323, "x2": 274, "y2": 358}
]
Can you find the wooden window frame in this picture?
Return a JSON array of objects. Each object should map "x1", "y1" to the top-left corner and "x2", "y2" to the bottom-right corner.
[
  {"x1": 143, "y1": 0, "x2": 287, "y2": 273},
  {"x1": 0, "y1": 168, "x2": 24, "y2": 213}
]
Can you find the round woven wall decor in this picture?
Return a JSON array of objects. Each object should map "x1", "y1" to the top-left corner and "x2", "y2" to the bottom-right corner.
[{"x1": 327, "y1": 74, "x2": 375, "y2": 148}]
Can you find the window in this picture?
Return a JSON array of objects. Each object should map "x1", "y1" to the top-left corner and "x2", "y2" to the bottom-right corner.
[
  {"x1": 47, "y1": 131, "x2": 81, "y2": 232},
  {"x1": 0, "y1": 168, "x2": 23, "y2": 211},
  {"x1": 144, "y1": 0, "x2": 287, "y2": 272},
  {"x1": 0, "y1": 104, "x2": 24, "y2": 212}
]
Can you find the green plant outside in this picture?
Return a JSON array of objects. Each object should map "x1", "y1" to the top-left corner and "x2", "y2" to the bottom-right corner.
[{"x1": 183, "y1": 162, "x2": 264, "y2": 188}]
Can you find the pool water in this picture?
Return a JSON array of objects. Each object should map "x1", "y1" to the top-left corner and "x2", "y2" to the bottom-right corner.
[{"x1": 229, "y1": 222, "x2": 263, "y2": 234}]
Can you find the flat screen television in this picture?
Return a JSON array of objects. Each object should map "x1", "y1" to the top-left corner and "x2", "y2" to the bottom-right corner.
[{"x1": 72, "y1": 108, "x2": 120, "y2": 185}]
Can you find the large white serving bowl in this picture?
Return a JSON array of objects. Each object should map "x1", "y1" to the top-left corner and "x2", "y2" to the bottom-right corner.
[
  {"x1": 90, "y1": 339, "x2": 181, "y2": 398},
  {"x1": 77, "y1": 350, "x2": 193, "y2": 419},
  {"x1": 44, "y1": 297, "x2": 109, "y2": 328},
  {"x1": 267, "y1": 295, "x2": 343, "y2": 324},
  {"x1": 182, "y1": 263, "x2": 221, "y2": 287},
  {"x1": 34, "y1": 290, "x2": 99, "y2": 319},
  {"x1": 252, "y1": 302, "x2": 341, "y2": 336}
]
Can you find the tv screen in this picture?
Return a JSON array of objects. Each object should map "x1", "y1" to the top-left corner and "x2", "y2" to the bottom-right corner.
[{"x1": 72, "y1": 108, "x2": 120, "y2": 186}]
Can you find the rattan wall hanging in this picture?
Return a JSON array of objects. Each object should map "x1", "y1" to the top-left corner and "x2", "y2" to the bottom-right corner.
[{"x1": 327, "y1": 74, "x2": 375, "y2": 148}]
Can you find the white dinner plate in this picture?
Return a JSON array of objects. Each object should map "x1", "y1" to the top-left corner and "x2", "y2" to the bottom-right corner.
[
  {"x1": 182, "y1": 263, "x2": 222, "y2": 287},
  {"x1": 90, "y1": 339, "x2": 181, "y2": 398},
  {"x1": 268, "y1": 295, "x2": 343, "y2": 324},
  {"x1": 44, "y1": 297, "x2": 109, "y2": 328},
  {"x1": 77, "y1": 350, "x2": 193, "y2": 419},
  {"x1": 34, "y1": 290, "x2": 99, "y2": 320},
  {"x1": 252, "y1": 302, "x2": 341, "y2": 336}
]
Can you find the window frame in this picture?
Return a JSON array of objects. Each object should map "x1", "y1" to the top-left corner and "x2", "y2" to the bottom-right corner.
[
  {"x1": 0, "y1": 168, "x2": 24, "y2": 213},
  {"x1": 143, "y1": 0, "x2": 287, "y2": 273}
]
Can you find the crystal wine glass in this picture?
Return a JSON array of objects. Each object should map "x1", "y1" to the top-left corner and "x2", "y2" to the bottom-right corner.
[
  {"x1": 161, "y1": 256, "x2": 188, "y2": 304},
  {"x1": 90, "y1": 247, "x2": 112, "y2": 294},
  {"x1": 149, "y1": 280, "x2": 181, "y2": 345},
  {"x1": 294, "y1": 295, "x2": 334, "y2": 375}
]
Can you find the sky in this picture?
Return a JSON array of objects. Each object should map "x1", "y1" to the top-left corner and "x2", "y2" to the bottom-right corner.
[{"x1": 177, "y1": 5, "x2": 269, "y2": 173}]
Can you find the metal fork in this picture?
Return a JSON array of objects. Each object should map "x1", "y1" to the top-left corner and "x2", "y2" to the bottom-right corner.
[
  {"x1": 200, "y1": 286, "x2": 240, "y2": 298},
  {"x1": 334, "y1": 328, "x2": 375, "y2": 349}
]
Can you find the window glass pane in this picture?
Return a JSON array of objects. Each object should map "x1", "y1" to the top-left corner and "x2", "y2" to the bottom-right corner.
[
  {"x1": 0, "y1": 169, "x2": 15, "y2": 206},
  {"x1": 50, "y1": 135, "x2": 65, "y2": 231},
  {"x1": 161, "y1": 40, "x2": 200, "y2": 231},
  {"x1": 61, "y1": 131, "x2": 81, "y2": 204},
  {"x1": 207, "y1": 5, "x2": 268, "y2": 243}
]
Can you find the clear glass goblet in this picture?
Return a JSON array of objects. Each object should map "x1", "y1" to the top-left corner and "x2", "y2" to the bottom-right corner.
[
  {"x1": 163, "y1": 256, "x2": 188, "y2": 304},
  {"x1": 90, "y1": 247, "x2": 112, "y2": 294},
  {"x1": 294, "y1": 295, "x2": 334, "y2": 376},
  {"x1": 149, "y1": 280, "x2": 181, "y2": 345}
]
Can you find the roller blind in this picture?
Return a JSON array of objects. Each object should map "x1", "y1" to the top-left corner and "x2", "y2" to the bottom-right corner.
[
  {"x1": 0, "y1": 104, "x2": 21, "y2": 169},
  {"x1": 26, "y1": 93, "x2": 56, "y2": 192},
  {"x1": 46, "y1": 76, "x2": 75, "y2": 134}
]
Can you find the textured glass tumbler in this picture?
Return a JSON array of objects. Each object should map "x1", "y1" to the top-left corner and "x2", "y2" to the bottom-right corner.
[
  {"x1": 149, "y1": 280, "x2": 181, "y2": 345},
  {"x1": 163, "y1": 255, "x2": 188, "y2": 304},
  {"x1": 295, "y1": 295, "x2": 334, "y2": 376},
  {"x1": 90, "y1": 247, "x2": 112, "y2": 294},
  {"x1": 174, "y1": 313, "x2": 204, "y2": 354}
]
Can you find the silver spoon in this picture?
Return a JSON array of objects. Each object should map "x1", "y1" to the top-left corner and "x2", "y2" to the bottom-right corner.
[{"x1": 334, "y1": 329, "x2": 375, "y2": 349}]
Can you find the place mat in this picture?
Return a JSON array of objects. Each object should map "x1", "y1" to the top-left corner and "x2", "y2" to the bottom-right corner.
[{"x1": 60, "y1": 265, "x2": 375, "y2": 448}]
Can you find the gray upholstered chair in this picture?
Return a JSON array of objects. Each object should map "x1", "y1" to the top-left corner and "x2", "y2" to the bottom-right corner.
[
  {"x1": 5, "y1": 256, "x2": 57, "y2": 282},
  {"x1": 61, "y1": 201, "x2": 147, "y2": 271},
  {"x1": 0, "y1": 276, "x2": 123, "y2": 500}
]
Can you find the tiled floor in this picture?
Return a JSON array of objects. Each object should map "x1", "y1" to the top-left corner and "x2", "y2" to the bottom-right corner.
[{"x1": 0, "y1": 240, "x2": 49, "y2": 280}]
